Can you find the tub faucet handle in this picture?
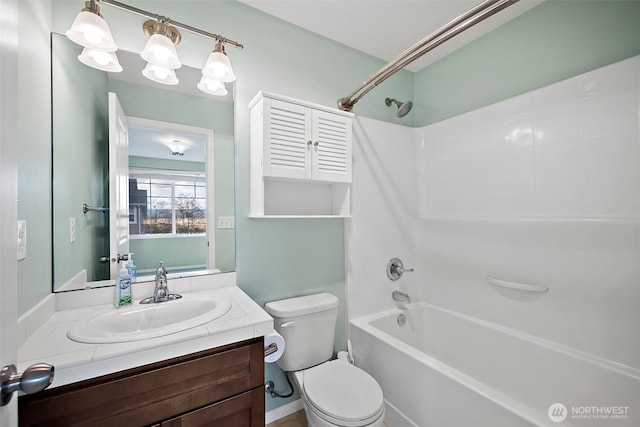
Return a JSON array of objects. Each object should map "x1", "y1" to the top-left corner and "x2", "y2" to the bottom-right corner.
[{"x1": 387, "y1": 257, "x2": 414, "y2": 281}]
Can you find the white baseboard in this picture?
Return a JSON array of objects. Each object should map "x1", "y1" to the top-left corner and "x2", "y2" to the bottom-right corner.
[
  {"x1": 55, "y1": 269, "x2": 87, "y2": 292},
  {"x1": 265, "y1": 399, "x2": 304, "y2": 424}
]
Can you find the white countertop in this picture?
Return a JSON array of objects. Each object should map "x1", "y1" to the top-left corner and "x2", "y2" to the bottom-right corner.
[{"x1": 18, "y1": 278, "x2": 273, "y2": 389}]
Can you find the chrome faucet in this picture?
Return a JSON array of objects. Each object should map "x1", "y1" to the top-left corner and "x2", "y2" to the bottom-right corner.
[
  {"x1": 392, "y1": 290, "x2": 411, "y2": 304},
  {"x1": 386, "y1": 258, "x2": 414, "y2": 281},
  {"x1": 140, "y1": 262, "x2": 182, "y2": 304}
]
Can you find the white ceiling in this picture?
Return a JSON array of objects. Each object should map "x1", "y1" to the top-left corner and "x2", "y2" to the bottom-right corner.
[
  {"x1": 239, "y1": 0, "x2": 544, "y2": 72},
  {"x1": 128, "y1": 126, "x2": 206, "y2": 162}
]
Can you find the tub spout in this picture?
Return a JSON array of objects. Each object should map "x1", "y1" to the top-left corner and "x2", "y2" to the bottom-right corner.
[{"x1": 392, "y1": 291, "x2": 410, "y2": 304}]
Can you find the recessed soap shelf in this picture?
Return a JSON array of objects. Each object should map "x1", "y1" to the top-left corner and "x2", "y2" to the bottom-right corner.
[{"x1": 487, "y1": 277, "x2": 548, "y2": 293}]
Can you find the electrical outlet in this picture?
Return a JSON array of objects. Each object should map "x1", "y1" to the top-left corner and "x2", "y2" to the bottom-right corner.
[
  {"x1": 17, "y1": 220, "x2": 26, "y2": 261},
  {"x1": 69, "y1": 217, "x2": 76, "y2": 243},
  {"x1": 217, "y1": 216, "x2": 235, "y2": 229}
]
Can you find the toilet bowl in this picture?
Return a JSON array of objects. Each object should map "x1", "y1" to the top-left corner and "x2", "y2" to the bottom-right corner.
[
  {"x1": 293, "y1": 360, "x2": 385, "y2": 427},
  {"x1": 264, "y1": 293, "x2": 385, "y2": 427}
]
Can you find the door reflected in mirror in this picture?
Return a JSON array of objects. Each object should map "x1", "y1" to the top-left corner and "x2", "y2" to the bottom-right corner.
[{"x1": 51, "y1": 33, "x2": 235, "y2": 292}]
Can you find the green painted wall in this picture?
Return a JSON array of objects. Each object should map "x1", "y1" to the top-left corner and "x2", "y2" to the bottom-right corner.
[
  {"x1": 129, "y1": 156, "x2": 205, "y2": 172},
  {"x1": 212, "y1": 133, "x2": 236, "y2": 273},
  {"x1": 52, "y1": 35, "x2": 110, "y2": 287},
  {"x1": 18, "y1": 0, "x2": 53, "y2": 314},
  {"x1": 107, "y1": 80, "x2": 234, "y2": 135},
  {"x1": 414, "y1": 0, "x2": 640, "y2": 127},
  {"x1": 129, "y1": 236, "x2": 207, "y2": 273}
]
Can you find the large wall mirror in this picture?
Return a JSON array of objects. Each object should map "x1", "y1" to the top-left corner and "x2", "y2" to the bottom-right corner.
[{"x1": 52, "y1": 33, "x2": 235, "y2": 292}]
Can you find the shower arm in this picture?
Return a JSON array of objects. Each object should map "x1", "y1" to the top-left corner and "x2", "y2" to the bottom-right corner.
[{"x1": 337, "y1": 0, "x2": 519, "y2": 112}]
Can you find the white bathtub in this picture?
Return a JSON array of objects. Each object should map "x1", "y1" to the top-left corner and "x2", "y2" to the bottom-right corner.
[{"x1": 350, "y1": 303, "x2": 640, "y2": 427}]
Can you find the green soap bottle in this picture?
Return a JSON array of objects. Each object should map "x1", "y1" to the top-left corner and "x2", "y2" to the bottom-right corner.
[{"x1": 114, "y1": 263, "x2": 133, "y2": 308}]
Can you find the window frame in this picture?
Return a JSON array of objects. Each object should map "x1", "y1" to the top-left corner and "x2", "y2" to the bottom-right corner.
[{"x1": 129, "y1": 169, "x2": 207, "y2": 239}]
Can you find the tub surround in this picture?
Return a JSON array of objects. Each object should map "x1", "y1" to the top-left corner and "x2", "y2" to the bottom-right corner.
[
  {"x1": 346, "y1": 116, "x2": 418, "y2": 320},
  {"x1": 346, "y1": 55, "x2": 640, "y2": 425},
  {"x1": 416, "y1": 55, "x2": 640, "y2": 370},
  {"x1": 18, "y1": 272, "x2": 273, "y2": 389}
]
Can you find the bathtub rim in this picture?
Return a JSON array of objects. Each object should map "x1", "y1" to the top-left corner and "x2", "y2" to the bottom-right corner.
[
  {"x1": 351, "y1": 302, "x2": 640, "y2": 381},
  {"x1": 350, "y1": 302, "x2": 640, "y2": 427}
]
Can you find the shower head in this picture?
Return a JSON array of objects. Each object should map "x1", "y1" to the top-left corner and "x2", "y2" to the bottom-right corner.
[{"x1": 385, "y1": 97, "x2": 413, "y2": 118}]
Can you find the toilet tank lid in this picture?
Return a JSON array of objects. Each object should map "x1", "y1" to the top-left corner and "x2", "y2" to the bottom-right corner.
[{"x1": 264, "y1": 293, "x2": 338, "y2": 317}]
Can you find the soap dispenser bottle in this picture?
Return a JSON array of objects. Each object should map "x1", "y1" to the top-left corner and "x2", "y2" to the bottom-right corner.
[
  {"x1": 126, "y1": 253, "x2": 137, "y2": 280},
  {"x1": 114, "y1": 263, "x2": 133, "y2": 308}
]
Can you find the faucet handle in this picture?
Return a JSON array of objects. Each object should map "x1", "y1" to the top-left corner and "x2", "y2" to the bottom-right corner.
[
  {"x1": 396, "y1": 265, "x2": 414, "y2": 274},
  {"x1": 386, "y1": 258, "x2": 414, "y2": 281}
]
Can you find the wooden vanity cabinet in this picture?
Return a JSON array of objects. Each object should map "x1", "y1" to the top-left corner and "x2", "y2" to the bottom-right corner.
[{"x1": 18, "y1": 337, "x2": 265, "y2": 427}]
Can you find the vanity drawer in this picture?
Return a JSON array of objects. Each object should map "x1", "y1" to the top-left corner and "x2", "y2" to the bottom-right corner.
[
  {"x1": 159, "y1": 388, "x2": 264, "y2": 426},
  {"x1": 19, "y1": 337, "x2": 265, "y2": 427}
]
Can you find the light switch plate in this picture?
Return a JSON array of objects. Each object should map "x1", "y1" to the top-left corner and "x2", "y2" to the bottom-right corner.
[
  {"x1": 217, "y1": 216, "x2": 235, "y2": 229},
  {"x1": 17, "y1": 220, "x2": 26, "y2": 261},
  {"x1": 69, "y1": 217, "x2": 76, "y2": 243}
]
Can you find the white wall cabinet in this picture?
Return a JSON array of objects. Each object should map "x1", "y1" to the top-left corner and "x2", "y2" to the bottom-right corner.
[{"x1": 249, "y1": 91, "x2": 352, "y2": 217}]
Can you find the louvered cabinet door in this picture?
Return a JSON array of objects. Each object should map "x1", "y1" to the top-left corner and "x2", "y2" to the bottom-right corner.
[
  {"x1": 263, "y1": 98, "x2": 312, "y2": 180},
  {"x1": 311, "y1": 110, "x2": 352, "y2": 183}
]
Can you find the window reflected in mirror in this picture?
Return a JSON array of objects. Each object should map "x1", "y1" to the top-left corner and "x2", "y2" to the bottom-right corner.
[{"x1": 129, "y1": 176, "x2": 207, "y2": 236}]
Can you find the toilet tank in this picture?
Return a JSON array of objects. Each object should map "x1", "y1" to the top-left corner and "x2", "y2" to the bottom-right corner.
[{"x1": 264, "y1": 293, "x2": 338, "y2": 372}]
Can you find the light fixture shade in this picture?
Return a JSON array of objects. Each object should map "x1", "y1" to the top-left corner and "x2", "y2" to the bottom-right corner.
[
  {"x1": 197, "y1": 76, "x2": 228, "y2": 96},
  {"x1": 66, "y1": 10, "x2": 117, "y2": 52},
  {"x1": 78, "y1": 48, "x2": 122, "y2": 72},
  {"x1": 167, "y1": 140, "x2": 187, "y2": 156},
  {"x1": 201, "y1": 51, "x2": 236, "y2": 83},
  {"x1": 140, "y1": 34, "x2": 181, "y2": 69},
  {"x1": 142, "y1": 63, "x2": 179, "y2": 85}
]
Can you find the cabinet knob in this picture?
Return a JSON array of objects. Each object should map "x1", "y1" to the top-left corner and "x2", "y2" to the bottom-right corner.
[
  {"x1": 307, "y1": 140, "x2": 312, "y2": 148},
  {"x1": 313, "y1": 141, "x2": 319, "y2": 147}
]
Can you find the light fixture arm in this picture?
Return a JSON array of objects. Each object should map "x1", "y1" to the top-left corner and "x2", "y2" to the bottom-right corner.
[
  {"x1": 81, "y1": 0, "x2": 101, "y2": 15},
  {"x1": 142, "y1": 19, "x2": 182, "y2": 45},
  {"x1": 97, "y1": 0, "x2": 243, "y2": 49}
]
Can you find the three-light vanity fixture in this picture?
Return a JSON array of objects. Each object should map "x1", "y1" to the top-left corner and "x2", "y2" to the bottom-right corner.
[{"x1": 65, "y1": 0, "x2": 243, "y2": 96}]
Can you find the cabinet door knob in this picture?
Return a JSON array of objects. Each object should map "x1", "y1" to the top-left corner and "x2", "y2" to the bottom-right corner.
[{"x1": 313, "y1": 141, "x2": 319, "y2": 147}]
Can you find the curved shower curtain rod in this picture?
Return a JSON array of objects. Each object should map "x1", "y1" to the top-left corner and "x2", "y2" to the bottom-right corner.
[{"x1": 337, "y1": 0, "x2": 520, "y2": 112}]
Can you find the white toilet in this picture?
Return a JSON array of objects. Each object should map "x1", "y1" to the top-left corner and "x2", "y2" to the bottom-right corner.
[{"x1": 265, "y1": 293, "x2": 385, "y2": 427}]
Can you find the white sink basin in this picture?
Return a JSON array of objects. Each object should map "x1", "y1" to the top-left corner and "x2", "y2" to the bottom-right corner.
[{"x1": 67, "y1": 294, "x2": 232, "y2": 344}]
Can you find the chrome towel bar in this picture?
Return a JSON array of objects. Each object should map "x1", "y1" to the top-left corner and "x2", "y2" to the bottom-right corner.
[{"x1": 83, "y1": 204, "x2": 109, "y2": 214}]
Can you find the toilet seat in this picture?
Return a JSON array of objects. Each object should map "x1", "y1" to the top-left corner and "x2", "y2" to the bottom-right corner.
[{"x1": 302, "y1": 360, "x2": 384, "y2": 425}]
